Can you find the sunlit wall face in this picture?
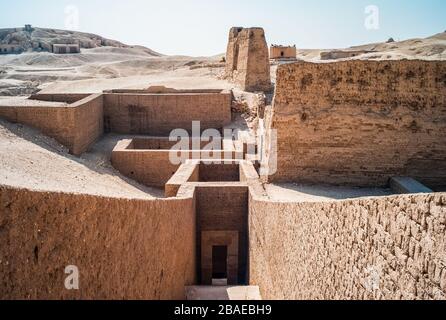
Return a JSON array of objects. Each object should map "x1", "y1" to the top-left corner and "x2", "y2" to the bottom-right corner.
[{"x1": 0, "y1": 0, "x2": 444, "y2": 56}]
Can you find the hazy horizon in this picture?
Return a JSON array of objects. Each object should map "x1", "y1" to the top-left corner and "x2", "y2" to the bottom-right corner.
[{"x1": 1, "y1": 0, "x2": 445, "y2": 56}]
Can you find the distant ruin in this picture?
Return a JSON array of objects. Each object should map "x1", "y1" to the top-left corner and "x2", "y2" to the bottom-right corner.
[{"x1": 225, "y1": 27, "x2": 272, "y2": 92}]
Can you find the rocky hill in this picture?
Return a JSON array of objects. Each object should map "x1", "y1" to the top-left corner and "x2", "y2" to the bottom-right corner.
[{"x1": 0, "y1": 26, "x2": 162, "y2": 56}]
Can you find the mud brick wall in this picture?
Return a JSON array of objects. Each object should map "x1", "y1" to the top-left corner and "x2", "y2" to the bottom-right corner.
[
  {"x1": 0, "y1": 94, "x2": 104, "y2": 156},
  {"x1": 268, "y1": 60, "x2": 446, "y2": 188},
  {"x1": 111, "y1": 139, "x2": 232, "y2": 188},
  {"x1": 103, "y1": 92, "x2": 232, "y2": 136},
  {"x1": 249, "y1": 192, "x2": 446, "y2": 300},
  {"x1": 225, "y1": 27, "x2": 271, "y2": 92},
  {"x1": 112, "y1": 146, "x2": 181, "y2": 188},
  {"x1": 270, "y1": 46, "x2": 297, "y2": 60},
  {"x1": 0, "y1": 186, "x2": 196, "y2": 300}
]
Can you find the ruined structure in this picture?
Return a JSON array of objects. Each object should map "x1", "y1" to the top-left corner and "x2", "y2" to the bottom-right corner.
[
  {"x1": 249, "y1": 191, "x2": 446, "y2": 300},
  {"x1": 52, "y1": 43, "x2": 80, "y2": 54},
  {"x1": 0, "y1": 44, "x2": 22, "y2": 54},
  {"x1": 225, "y1": 27, "x2": 272, "y2": 92},
  {"x1": 270, "y1": 45, "x2": 297, "y2": 60},
  {"x1": 0, "y1": 28, "x2": 446, "y2": 301}
]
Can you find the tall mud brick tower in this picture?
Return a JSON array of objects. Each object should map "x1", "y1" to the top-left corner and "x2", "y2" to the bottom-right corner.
[{"x1": 225, "y1": 27, "x2": 272, "y2": 92}]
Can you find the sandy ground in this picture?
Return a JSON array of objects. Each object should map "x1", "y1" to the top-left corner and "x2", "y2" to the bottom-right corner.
[
  {"x1": 186, "y1": 285, "x2": 262, "y2": 300},
  {"x1": 0, "y1": 96, "x2": 67, "y2": 107},
  {"x1": 0, "y1": 119, "x2": 163, "y2": 199},
  {"x1": 265, "y1": 183, "x2": 394, "y2": 203}
]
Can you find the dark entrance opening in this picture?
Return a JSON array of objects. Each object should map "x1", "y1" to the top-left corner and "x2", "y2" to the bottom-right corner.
[
  {"x1": 281, "y1": 51, "x2": 284, "y2": 57},
  {"x1": 212, "y1": 246, "x2": 228, "y2": 280}
]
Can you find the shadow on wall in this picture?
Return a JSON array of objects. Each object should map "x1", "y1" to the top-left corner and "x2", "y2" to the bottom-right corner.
[{"x1": 249, "y1": 190, "x2": 446, "y2": 300}]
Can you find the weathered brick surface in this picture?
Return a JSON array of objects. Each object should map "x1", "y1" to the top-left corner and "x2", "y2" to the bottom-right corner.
[
  {"x1": 270, "y1": 45, "x2": 297, "y2": 60},
  {"x1": 0, "y1": 186, "x2": 196, "y2": 300},
  {"x1": 29, "y1": 93, "x2": 92, "y2": 104},
  {"x1": 0, "y1": 94, "x2": 103, "y2": 156},
  {"x1": 268, "y1": 60, "x2": 446, "y2": 188},
  {"x1": 112, "y1": 146, "x2": 181, "y2": 188},
  {"x1": 249, "y1": 193, "x2": 446, "y2": 300}
]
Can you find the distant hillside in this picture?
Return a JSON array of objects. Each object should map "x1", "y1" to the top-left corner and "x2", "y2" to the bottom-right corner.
[
  {"x1": 0, "y1": 26, "x2": 162, "y2": 56},
  {"x1": 297, "y1": 31, "x2": 446, "y2": 62}
]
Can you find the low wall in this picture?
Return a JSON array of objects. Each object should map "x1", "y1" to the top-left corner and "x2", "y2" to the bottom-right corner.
[
  {"x1": 267, "y1": 60, "x2": 446, "y2": 189},
  {"x1": 0, "y1": 185, "x2": 196, "y2": 300},
  {"x1": 103, "y1": 92, "x2": 232, "y2": 135},
  {"x1": 249, "y1": 192, "x2": 446, "y2": 300},
  {"x1": 0, "y1": 94, "x2": 104, "y2": 155},
  {"x1": 112, "y1": 139, "x2": 241, "y2": 188}
]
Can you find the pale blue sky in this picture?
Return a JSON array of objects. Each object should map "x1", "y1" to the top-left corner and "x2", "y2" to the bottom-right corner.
[{"x1": 0, "y1": 0, "x2": 445, "y2": 56}]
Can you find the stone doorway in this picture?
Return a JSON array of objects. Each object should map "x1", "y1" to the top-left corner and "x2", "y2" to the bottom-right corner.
[{"x1": 201, "y1": 231, "x2": 239, "y2": 285}]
